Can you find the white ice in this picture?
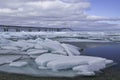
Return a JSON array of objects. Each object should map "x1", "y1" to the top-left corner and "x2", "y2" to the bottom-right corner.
[
  {"x1": 9, "y1": 61, "x2": 28, "y2": 67},
  {"x1": 35, "y1": 54, "x2": 65, "y2": 66},
  {"x1": 0, "y1": 55, "x2": 21, "y2": 65},
  {"x1": 34, "y1": 54, "x2": 114, "y2": 76},
  {"x1": 0, "y1": 32, "x2": 116, "y2": 76},
  {"x1": 27, "y1": 50, "x2": 48, "y2": 55}
]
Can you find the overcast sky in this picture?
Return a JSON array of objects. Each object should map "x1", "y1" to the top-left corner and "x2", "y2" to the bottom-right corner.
[{"x1": 0, "y1": 0, "x2": 120, "y2": 31}]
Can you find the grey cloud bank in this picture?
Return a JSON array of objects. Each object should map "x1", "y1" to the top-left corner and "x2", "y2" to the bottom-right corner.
[{"x1": 0, "y1": 0, "x2": 120, "y2": 31}]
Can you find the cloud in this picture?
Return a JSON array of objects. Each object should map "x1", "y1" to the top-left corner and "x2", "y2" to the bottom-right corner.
[{"x1": 0, "y1": 0, "x2": 120, "y2": 31}]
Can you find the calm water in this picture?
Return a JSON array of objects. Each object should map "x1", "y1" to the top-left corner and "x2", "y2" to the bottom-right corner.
[{"x1": 84, "y1": 44, "x2": 120, "y2": 63}]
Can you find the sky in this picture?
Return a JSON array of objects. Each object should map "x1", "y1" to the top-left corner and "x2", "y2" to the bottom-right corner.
[
  {"x1": 88, "y1": 0, "x2": 120, "y2": 17},
  {"x1": 0, "y1": 0, "x2": 120, "y2": 31}
]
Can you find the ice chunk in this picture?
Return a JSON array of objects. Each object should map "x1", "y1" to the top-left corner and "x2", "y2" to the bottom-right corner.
[
  {"x1": 9, "y1": 61, "x2": 28, "y2": 67},
  {"x1": 1, "y1": 46, "x2": 19, "y2": 50},
  {"x1": 27, "y1": 50, "x2": 48, "y2": 55},
  {"x1": 0, "y1": 39, "x2": 11, "y2": 44},
  {"x1": 0, "y1": 49, "x2": 23, "y2": 55},
  {"x1": 61, "y1": 43, "x2": 74, "y2": 56},
  {"x1": 88, "y1": 60, "x2": 106, "y2": 71},
  {"x1": 35, "y1": 54, "x2": 109, "y2": 72},
  {"x1": 21, "y1": 46, "x2": 32, "y2": 51},
  {"x1": 27, "y1": 39, "x2": 37, "y2": 44},
  {"x1": 40, "y1": 39, "x2": 65, "y2": 51},
  {"x1": 64, "y1": 44, "x2": 81, "y2": 56},
  {"x1": 47, "y1": 57, "x2": 87, "y2": 71},
  {"x1": 73, "y1": 60, "x2": 106, "y2": 72},
  {"x1": 35, "y1": 54, "x2": 65, "y2": 66},
  {"x1": 61, "y1": 43, "x2": 81, "y2": 56},
  {"x1": 12, "y1": 40, "x2": 34, "y2": 49},
  {"x1": 34, "y1": 44, "x2": 43, "y2": 49},
  {"x1": 27, "y1": 49, "x2": 38, "y2": 52},
  {"x1": 38, "y1": 66, "x2": 51, "y2": 70},
  {"x1": 73, "y1": 65, "x2": 90, "y2": 72},
  {"x1": 105, "y1": 60, "x2": 114, "y2": 64},
  {"x1": 51, "y1": 50, "x2": 67, "y2": 56},
  {"x1": 11, "y1": 40, "x2": 27, "y2": 48},
  {"x1": 77, "y1": 71, "x2": 95, "y2": 76},
  {"x1": 0, "y1": 55, "x2": 21, "y2": 65},
  {"x1": 64, "y1": 44, "x2": 80, "y2": 50}
]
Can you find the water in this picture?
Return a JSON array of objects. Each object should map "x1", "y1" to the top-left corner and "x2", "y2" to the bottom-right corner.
[
  {"x1": 84, "y1": 44, "x2": 120, "y2": 63},
  {"x1": 80, "y1": 43, "x2": 120, "y2": 79}
]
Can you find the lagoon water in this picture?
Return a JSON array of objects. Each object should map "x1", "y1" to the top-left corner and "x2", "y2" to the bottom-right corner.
[
  {"x1": 81, "y1": 43, "x2": 120, "y2": 79},
  {"x1": 84, "y1": 43, "x2": 120, "y2": 64}
]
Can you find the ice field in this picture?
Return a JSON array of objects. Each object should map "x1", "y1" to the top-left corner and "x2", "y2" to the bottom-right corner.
[{"x1": 0, "y1": 32, "x2": 118, "y2": 77}]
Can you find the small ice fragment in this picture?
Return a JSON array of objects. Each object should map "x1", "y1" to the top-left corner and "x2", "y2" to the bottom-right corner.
[
  {"x1": 77, "y1": 71, "x2": 95, "y2": 76},
  {"x1": 1, "y1": 46, "x2": 19, "y2": 50},
  {"x1": 73, "y1": 65, "x2": 90, "y2": 72},
  {"x1": 61, "y1": 43, "x2": 74, "y2": 56},
  {"x1": 63, "y1": 44, "x2": 81, "y2": 56},
  {"x1": 0, "y1": 56, "x2": 21, "y2": 65},
  {"x1": 9, "y1": 61, "x2": 28, "y2": 67},
  {"x1": 27, "y1": 50, "x2": 48, "y2": 55},
  {"x1": 88, "y1": 60, "x2": 106, "y2": 71},
  {"x1": 52, "y1": 50, "x2": 67, "y2": 56},
  {"x1": 34, "y1": 44, "x2": 43, "y2": 49},
  {"x1": 38, "y1": 66, "x2": 51, "y2": 70}
]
